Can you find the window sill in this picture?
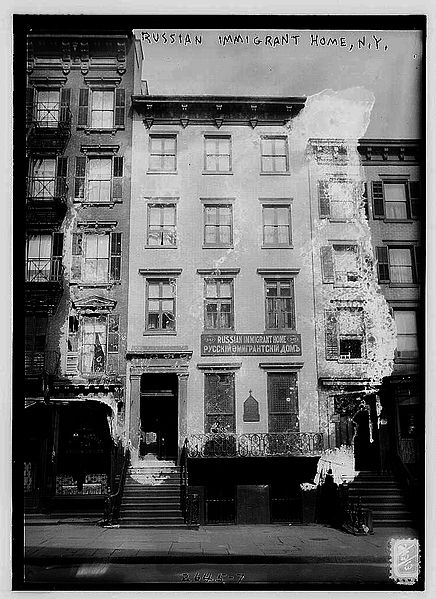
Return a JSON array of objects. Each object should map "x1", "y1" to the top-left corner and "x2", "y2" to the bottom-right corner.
[
  {"x1": 70, "y1": 281, "x2": 119, "y2": 288},
  {"x1": 203, "y1": 328, "x2": 235, "y2": 333},
  {"x1": 260, "y1": 172, "x2": 290, "y2": 176},
  {"x1": 76, "y1": 126, "x2": 125, "y2": 134},
  {"x1": 263, "y1": 329, "x2": 297, "y2": 334},
  {"x1": 202, "y1": 171, "x2": 233, "y2": 175},
  {"x1": 261, "y1": 245, "x2": 293, "y2": 250},
  {"x1": 143, "y1": 330, "x2": 177, "y2": 336},
  {"x1": 337, "y1": 358, "x2": 367, "y2": 364},
  {"x1": 333, "y1": 282, "x2": 359, "y2": 288},
  {"x1": 383, "y1": 219, "x2": 416, "y2": 224},
  {"x1": 394, "y1": 357, "x2": 420, "y2": 364},
  {"x1": 146, "y1": 171, "x2": 178, "y2": 175},
  {"x1": 202, "y1": 244, "x2": 234, "y2": 250},
  {"x1": 73, "y1": 200, "x2": 120, "y2": 207},
  {"x1": 389, "y1": 283, "x2": 420, "y2": 288},
  {"x1": 145, "y1": 245, "x2": 178, "y2": 250}
]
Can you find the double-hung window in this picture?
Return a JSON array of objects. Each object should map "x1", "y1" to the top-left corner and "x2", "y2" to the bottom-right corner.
[
  {"x1": 78, "y1": 87, "x2": 125, "y2": 129},
  {"x1": 28, "y1": 158, "x2": 56, "y2": 200},
  {"x1": 261, "y1": 136, "x2": 289, "y2": 173},
  {"x1": 376, "y1": 246, "x2": 419, "y2": 284},
  {"x1": 145, "y1": 279, "x2": 176, "y2": 332},
  {"x1": 67, "y1": 310, "x2": 120, "y2": 375},
  {"x1": 204, "y1": 278, "x2": 234, "y2": 330},
  {"x1": 325, "y1": 307, "x2": 365, "y2": 360},
  {"x1": 318, "y1": 178, "x2": 357, "y2": 220},
  {"x1": 371, "y1": 180, "x2": 420, "y2": 220},
  {"x1": 321, "y1": 244, "x2": 359, "y2": 286},
  {"x1": 74, "y1": 155, "x2": 123, "y2": 204},
  {"x1": 265, "y1": 279, "x2": 296, "y2": 330},
  {"x1": 26, "y1": 233, "x2": 63, "y2": 282},
  {"x1": 147, "y1": 203, "x2": 177, "y2": 246},
  {"x1": 204, "y1": 204, "x2": 233, "y2": 246},
  {"x1": 71, "y1": 231, "x2": 121, "y2": 284},
  {"x1": 148, "y1": 135, "x2": 177, "y2": 172},
  {"x1": 393, "y1": 309, "x2": 419, "y2": 359},
  {"x1": 204, "y1": 135, "x2": 231, "y2": 173},
  {"x1": 262, "y1": 204, "x2": 292, "y2": 246},
  {"x1": 35, "y1": 89, "x2": 60, "y2": 127}
]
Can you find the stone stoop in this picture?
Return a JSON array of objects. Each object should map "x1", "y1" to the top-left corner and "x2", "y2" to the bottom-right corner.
[
  {"x1": 347, "y1": 471, "x2": 415, "y2": 528},
  {"x1": 118, "y1": 462, "x2": 186, "y2": 528}
]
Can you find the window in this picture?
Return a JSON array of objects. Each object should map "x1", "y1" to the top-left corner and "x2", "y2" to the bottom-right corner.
[
  {"x1": 204, "y1": 204, "x2": 233, "y2": 246},
  {"x1": 321, "y1": 244, "x2": 359, "y2": 285},
  {"x1": 204, "y1": 135, "x2": 231, "y2": 172},
  {"x1": 267, "y1": 373, "x2": 299, "y2": 432},
  {"x1": 148, "y1": 135, "x2": 177, "y2": 172},
  {"x1": 147, "y1": 203, "x2": 177, "y2": 246},
  {"x1": 35, "y1": 89, "x2": 60, "y2": 127},
  {"x1": 71, "y1": 232, "x2": 121, "y2": 283},
  {"x1": 371, "y1": 180, "x2": 420, "y2": 220},
  {"x1": 393, "y1": 309, "x2": 419, "y2": 359},
  {"x1": 204, "y1": 278, "x2": 234, "y2": 330},
  {"x1": 67, "y1": 312, "x2": 120, "y2": 375},
  {"x1": 376, "y1": 246, "x2": 419, "y2": 284},
  {"x1": 265, "y1": 279, "x2": 296, "y2": 330},
  {"x1": 325, "y1": 307, "x2": 365, "y2": 360},
  {"x1": 261, "y1": 136, "x2": 289, "y2": 173},
  {"x1": 262, "y1": 204, "x2": 292, "y2": 246},
  {"x1": 78, "y1": 88, "x2": 125, "y2": 129},
  {"x1": 204, "y1": 373, "x2": 235, "y2": 433},
  {"x1": 25, "y1": 315, "x2": 47, "y2": 353},
  {"x1": 318, "y1": 179, "x2": 357, "y2": 220},
  {"x1": 26, "y1": 233, "x2": 63, "y2": 282},
  {"x1": 74, "y1": 155, "x2": 123, "y2": 204},
  {"x1": 28, "y1": 157, "x2": 68, "y2": 201},
  {"x1": 145, "y1": 279, "x2": 176, "y2": 331}
]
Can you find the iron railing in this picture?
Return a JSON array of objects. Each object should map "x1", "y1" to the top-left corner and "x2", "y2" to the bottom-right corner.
[
  {"x1": 185, "y1": 433, "x2": 324, "y2": 458},
  {"x1": 27, "y1": 104, "x2": 72, "y2": 130},
  {"x1": 103, "y1": 446, "x2": 130, "y2": 525},
  {"x1": 26, "y1": 177, "x2": 68, "y2": 203},
  {"x1": 25, "y1": 257, "x2": 63, "y2": 283},
  {"x1": 180, "y1": 439, "x2": 200, "y2": 528},
  {"x1": 341, "y1": 486, "x2": 373, "y2": 535},
  {"x1": 25, "y1": 350, "x2": 60, "y2": 377}
]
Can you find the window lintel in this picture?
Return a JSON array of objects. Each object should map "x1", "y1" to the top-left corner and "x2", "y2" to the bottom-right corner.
[
  {"x1": 257, "y1": 268, "x2": 299, "y2": 276},
  {"x1": 197, "y1": 268, "x2": 240, "y2": 276},
  {"x1": 84, "y1": 76, "x2": 121, "y2": 88},
  {"x1": 139, "y1": 268, "x2": 182, "y2": 277},
  {"x1": 81, "y1": 144, "x2": 119, "y2": 155},
  {"x1": 259, "y1": 362, "x2": 304, "y2": 370},
  {"x1": 197, "y1": 363, "x2": 241, "y2": 371},
  {"x1": 77, "y1": 221, "x2": 118, "y2": 230}
]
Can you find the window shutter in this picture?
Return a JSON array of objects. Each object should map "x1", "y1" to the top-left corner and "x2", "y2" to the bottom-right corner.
[
  {"x1": 74, "y1": 156, "x2": 86, "y2": 199},
  {"x1": 71, "y1": 233, "x2": 83, "y2": 281},
  {"x1": 112, "y1": 156, "x2": 123, "y2": 201},
  {"x1": 318, "y1": 180, "x2": 330, "y2": 217},
  {"x1": 56, "y1": 157, "x2": 68, "y2": 197},
  {"x1": 110, "y1": 232, "x2": 122, "y2": 280},
  {"x1": 108, "y1": 314, "x2": 120, "y2": 352},
  {"x1": 114, "y1": 88, "x2": 126, "y2": 126},
  {"x1": 51, "y1": 232, "x2": 63, "y2": 280},
  {"x1": 414, "y1": 246, "x2": 421, "y2": 283},
  {"x1": 371, "y1": 181, "x2": 385, "y2": 218},
  {"x1": 325, "y1": 309, "x2": 339, "y2": 360},
  {"x1": 78, "y1": 88, "x2": 89, "y2": 126},
  {"x1": 376, "y1": 246, "x2": 390, "y2": 282},
  {"x1": 26, "y1": 87, "x2": 35, "y2": 125},
  {"x1": 362, "y1": 181, "x2": 369, "y2": 219},
  {"x1": 408, "y1": 181, "x2": 420, "y2": 219},
  {"x1": 320, "y1": 246, "x2": 335, "y2": 283},
  {"x1": 60, "y1": 88, "x2": 71, "y2": 122}
]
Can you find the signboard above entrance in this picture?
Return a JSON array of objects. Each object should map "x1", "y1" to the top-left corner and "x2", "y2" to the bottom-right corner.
[{"x1": 201, "y1": 333, "x2": 302, "y2": 356}]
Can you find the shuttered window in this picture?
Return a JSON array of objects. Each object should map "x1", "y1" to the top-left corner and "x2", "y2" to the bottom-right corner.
[
  {"x1": 78, "y1": 88, "x2": 125, "y2": 128},
  {"x1": 267, "y1": 373, "x2": 299, "y2": 433},
  {"x1": 321, "y1": 244, "x2": 359, "y2": 286},
  {"x1": 74, "y1": 156, "x2": 124, "y2": 203},
  {"x1": 204, "y1": 373, "x2": 235, "y2": 433},
  {"x1": 376, "y1": 246, "x2": 419, "y2": 284},
  {"x1": 393, "y1": 309, "x2": 419, "y2": 359},
  {"x1": 70, "y1": 232, "x2": 122, "y2": 283},
  {"x1": 325, "y1": 308, "x2": 365, "y2": 360},
  {"x1": 371, "y1": 180, "x2": 420, "y2": 220}
]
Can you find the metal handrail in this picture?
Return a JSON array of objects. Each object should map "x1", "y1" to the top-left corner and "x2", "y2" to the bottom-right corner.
[
  {"x1": 180, "y1": 438, "x2": 189, "y2": 522},
  {"x1": 103, "y1": 447, "x2": 130, "y2": 525}
]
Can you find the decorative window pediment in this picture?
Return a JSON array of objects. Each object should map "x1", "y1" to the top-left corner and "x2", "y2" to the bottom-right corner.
[{"x1": 72, "y1": 295, "x2": 117, "y2": 314}]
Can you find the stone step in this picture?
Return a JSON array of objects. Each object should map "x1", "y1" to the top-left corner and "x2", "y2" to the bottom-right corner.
[
  {"x1": 119, "y1": 516, "x2": 185, "y2": 525},
  {"x1": 120, "y1": 509, "x2": 183, "y2": 518},
  {"x1": 121, "y1": 502, "x2": 181, "y2": 510},
  {"x1": 118, "y1": 523, "x2": 187, "y2": 529}
]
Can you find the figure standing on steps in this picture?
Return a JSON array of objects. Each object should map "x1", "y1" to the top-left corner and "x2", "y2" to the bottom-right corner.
[{"x1": 353, "y1": 400, "x2": 373, "y2": 470}]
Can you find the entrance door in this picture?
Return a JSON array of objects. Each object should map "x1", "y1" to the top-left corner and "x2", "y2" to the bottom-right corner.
[{"x1": 140, "y1": 374, "x2": 178, "y2": 460}]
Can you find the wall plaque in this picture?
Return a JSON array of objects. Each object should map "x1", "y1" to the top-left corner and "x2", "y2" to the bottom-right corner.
[{"x1": 201, "y1": 333, "x2": 302, "y2": 356}]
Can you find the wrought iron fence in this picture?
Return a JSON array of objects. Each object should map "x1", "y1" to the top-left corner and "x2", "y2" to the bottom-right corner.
[
  {"x1": 186, "y1": 432, "x2": 324, "y2": 458},
  {"x1": 399, "y1": 438, "x2": 419, "y2": 464}
]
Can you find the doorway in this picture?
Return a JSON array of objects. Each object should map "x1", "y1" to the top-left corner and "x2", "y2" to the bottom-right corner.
[{"x1": 140, "y1": 373, "x2": 178, "y2": 461}]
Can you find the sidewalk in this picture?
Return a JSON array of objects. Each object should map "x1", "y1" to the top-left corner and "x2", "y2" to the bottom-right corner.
[{"x1": 24, "y1": 522, "x2": 419, "y2": 564}]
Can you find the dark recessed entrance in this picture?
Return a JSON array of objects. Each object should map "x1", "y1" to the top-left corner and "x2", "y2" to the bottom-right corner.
[{"x1": 140, "y1": 373, "x2": 178, "y2": 461}]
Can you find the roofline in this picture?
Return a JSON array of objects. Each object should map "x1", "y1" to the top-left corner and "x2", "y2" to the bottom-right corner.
[{"x1": 132, "y1": 95, "x2": 306, "y2": 105}]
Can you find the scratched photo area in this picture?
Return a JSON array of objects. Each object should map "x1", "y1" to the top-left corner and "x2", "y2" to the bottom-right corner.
[{"x1": 15, "y1": 18, "x2": 424, "y2": 591}]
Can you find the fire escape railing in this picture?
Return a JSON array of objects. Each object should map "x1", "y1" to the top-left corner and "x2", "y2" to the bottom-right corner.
[
  {"x1": 25, "y1": 257, "x2": 63, "y2": 283},
  {"x1": 103, "y1": 447, "x2": 130, "y2": 525}
]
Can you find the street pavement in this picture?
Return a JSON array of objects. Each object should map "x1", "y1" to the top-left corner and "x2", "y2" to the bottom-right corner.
[{"x1": 20, "y1": 521, "x2": 423, "y2": 588}]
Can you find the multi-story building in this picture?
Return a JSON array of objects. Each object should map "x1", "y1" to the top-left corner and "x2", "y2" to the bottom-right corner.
[{"x1": 24, "y1": 29, "x2": 136, "y2": 514}]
